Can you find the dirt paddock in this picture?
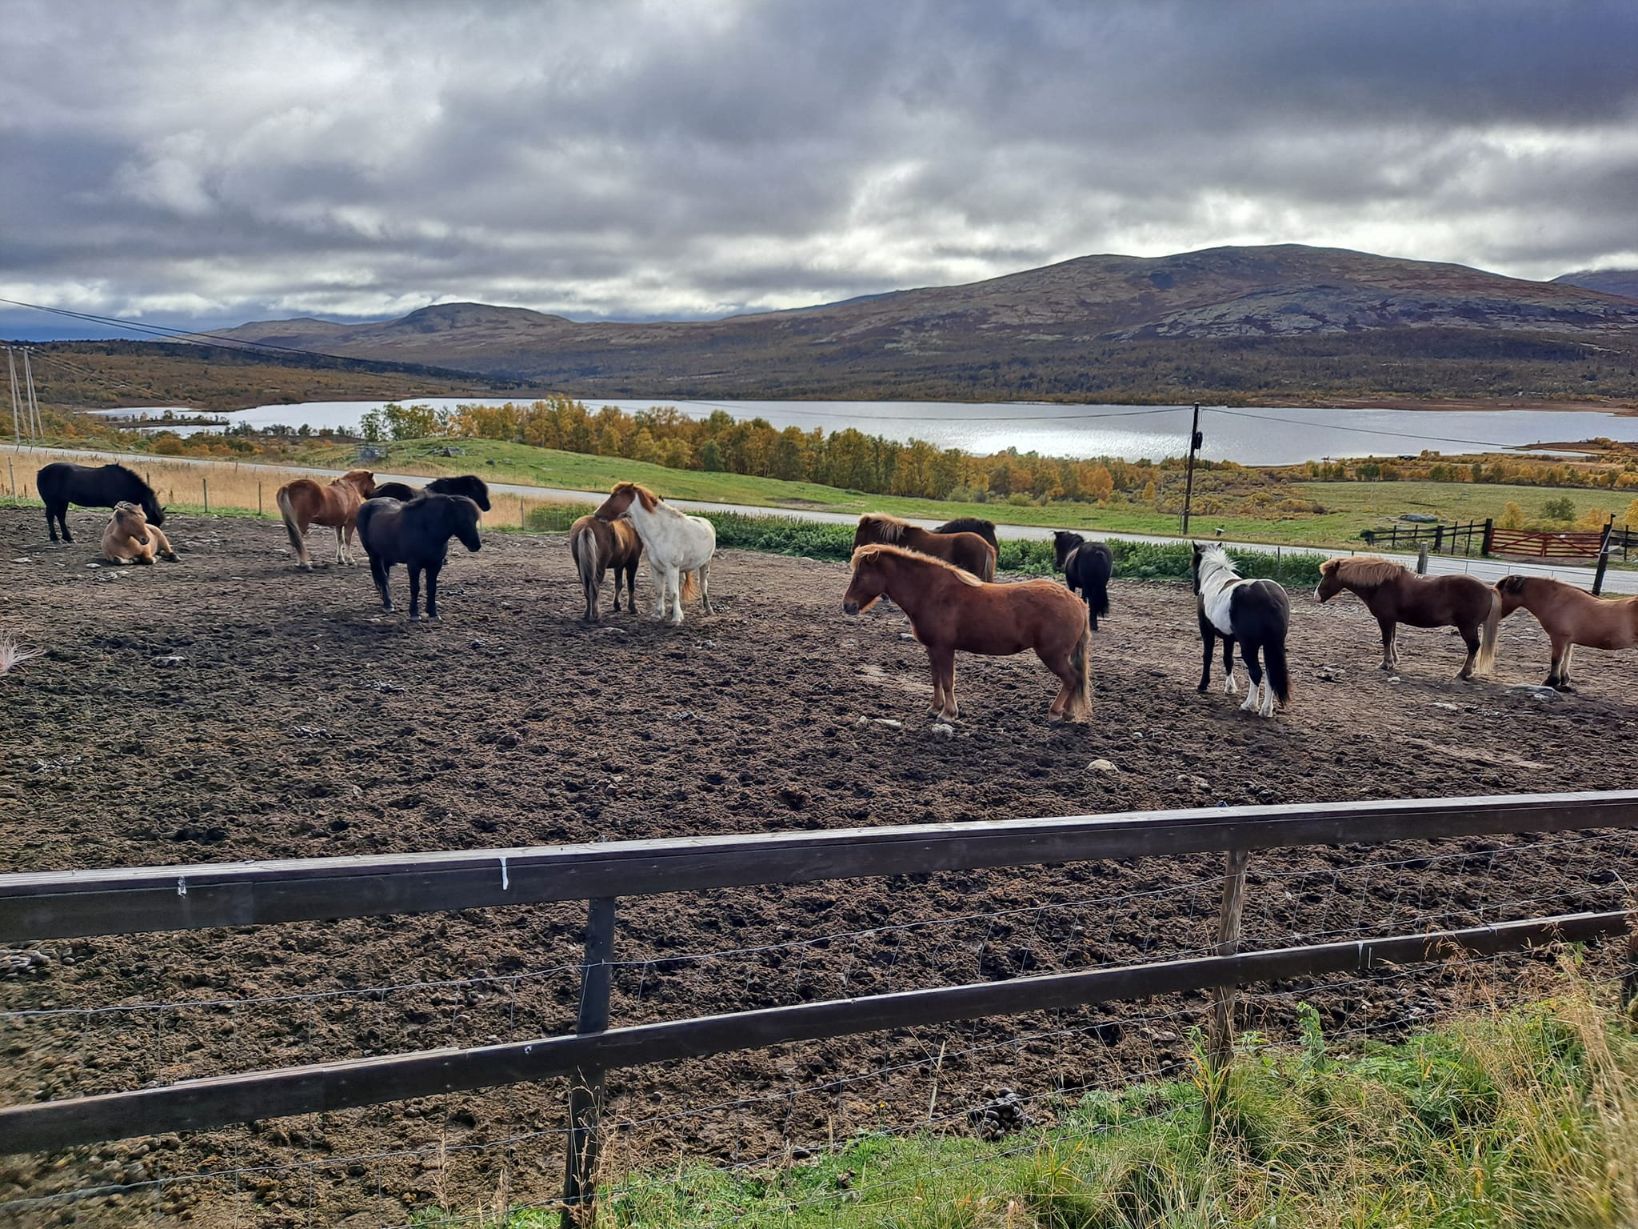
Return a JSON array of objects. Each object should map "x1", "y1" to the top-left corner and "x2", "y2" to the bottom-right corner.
[{"x1": 2, "y1": 506, "x2": 1636, "y2": 1225}]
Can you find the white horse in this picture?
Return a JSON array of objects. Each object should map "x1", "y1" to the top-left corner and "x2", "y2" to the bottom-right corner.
[{"x1": 593, "y1": 482, "x2": 716, "y2": 625}]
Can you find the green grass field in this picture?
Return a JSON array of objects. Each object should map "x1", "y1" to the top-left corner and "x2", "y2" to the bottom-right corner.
[
  {"x1": 413, "y1": 985, "x2": 1638, "y2": 1229},
  {"x1": 301, "y1": 437, "x2": 1637, "y2": 548}
]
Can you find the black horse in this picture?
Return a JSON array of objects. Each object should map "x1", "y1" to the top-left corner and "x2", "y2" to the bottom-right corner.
[
  {"x1": 932, "y1": 517, "x2": 998, "y2": 549},
  {"x1": 368, "y1": 474, "x2": 492, "y2": 511},
  {"x1": 1051, "y1": 531, "x2": 1113, "y2": 630},
  {"x1": 1192, "y1": 542, "x2": 1291, "y2": 718},
  {"x1": 357, "y1": 494, "x2": 482, "y2": 621},
  {"x1": 38, "y1": 462, "x2": 164, "y2": 544}
]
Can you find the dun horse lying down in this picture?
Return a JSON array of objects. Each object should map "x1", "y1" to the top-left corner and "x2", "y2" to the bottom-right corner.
[
  {"x1": 357, "y1": 494, "x2": 482, "y2": 621},
  {"x1": 569, "y1": 515, "x2": 643, "y2": 622},
  {"x1": 276, "y1": 469, "x2": 376, "y2": 570},
  {"x1": 1495, "y1": 574, "x2": 1638, "y2": 690},
  {"x1": 844, "y1": 544, "x2": 1091, "y2": 724},
  {"x1": 101, "y1": 502, "x2": 178, "y2": 564}
]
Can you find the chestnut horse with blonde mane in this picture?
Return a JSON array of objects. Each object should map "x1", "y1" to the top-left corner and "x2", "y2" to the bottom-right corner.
[
  {"x1": 853, "y1": 513, "x2": 996, "y2": 581},
  {"x1": 844, "y1": 544, "x2": 1091, "y2": 724},
  {"x1": 569, "y1": 514, "x2": 644, "y2": 622},
  {"x1": 276, "y1": 469, "x2": 376, "y2": 570},
  {"x1": 1316, "y1": 555, "x2": 1499, "y2": 680},
  {"x1": 1495, "y1": 574, "x2": 1638, "y2": 691}
]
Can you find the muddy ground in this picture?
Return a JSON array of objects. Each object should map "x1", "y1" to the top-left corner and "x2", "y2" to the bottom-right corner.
[{"x1": 1, "y1": 506, "x2": 1634, "y2": 1225}]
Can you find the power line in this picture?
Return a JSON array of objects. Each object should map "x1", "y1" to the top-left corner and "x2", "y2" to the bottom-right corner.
[{"x1": 1205, "y1": 406, "x2": 1520, "y2": 452}]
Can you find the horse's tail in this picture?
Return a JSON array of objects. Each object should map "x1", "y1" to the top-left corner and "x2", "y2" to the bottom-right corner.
[
  {"x1": 978, "y1": 543, "x2": 997, "y2": 582},
  {"x1": 572, "y1": 521, "x2": 602, "y2": 588},
  {"x1": 1475, "y1": 589, "x2": 1502, "y2": 677},
  {"x1": 1263, "y1": 628, "x2": 1293, "y2": 707},
  {"x1": 276, "y1": 485, "x2": 305, "y2": 556},
  {"x1": 1089, "y1": 552, "x2": 1112, "y2": 622},
  {"x1": 1067, "y1": 618, "x2": 1094, "y2": 722},
  {"x1": 680, "y1": 569, "x2": 700, "y2": 602}
]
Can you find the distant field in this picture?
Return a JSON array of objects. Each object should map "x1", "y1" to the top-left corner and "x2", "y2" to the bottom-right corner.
[{"x1": 299, "y1": 438, "x2": 1638, "y2": 546}]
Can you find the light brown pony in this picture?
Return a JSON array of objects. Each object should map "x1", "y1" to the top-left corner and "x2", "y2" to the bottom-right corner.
[
  {"x1": 843, "y1": 544, "x2": 1091, "y2": 723},
  {"x1": 275, "y1": 469, "x2": 375, "y2": 570},
  {"x1": 569, "y1": 514, "x2": 644, "y2": 622},
  {"x1": 101, "y1": 501, "x2": 178, "y2": 564},
  {"x1": 1495, "y1": 574, "x2": 1638, "y2": 691},
  {"x1": 1315, "y1": 555, "x2": 1499, "y2": 679},
  {"x1": 853, "y1": 513, "x2": 996, "y2": 582}
]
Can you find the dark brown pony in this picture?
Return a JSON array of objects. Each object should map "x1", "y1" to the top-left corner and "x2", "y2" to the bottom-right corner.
[
  {"x1": 853, "y1": 513, "x2": 996, "y2": 581},
  {"x1": 275, "y1": 469, "x2": 375, "y2": 570},
  {"x1": 843, "y1": 544, "x2": 1091, "y2": 723},
  {"x1": 1495, "y1": 574, "x2": 1638, "y2": 690},
  {"x1": 1316, "y1": 555, "x2": 1499, "y2": 680},
  {"x1": 569, "y1": 514, "x2": 644, "y2": 622}
]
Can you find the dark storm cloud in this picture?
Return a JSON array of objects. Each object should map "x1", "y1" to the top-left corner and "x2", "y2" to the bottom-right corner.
[{"x1": 2, "y1": 0, "x2": 1636, "y2": 335}]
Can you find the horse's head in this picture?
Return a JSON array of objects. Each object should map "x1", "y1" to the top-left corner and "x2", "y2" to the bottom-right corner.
[
  {"x1": 1495, "y1": 575, "x2": 1532, "y2": 617},
  {"x1": 341, "y1": 470, "x2": 376, "y2": 497},
  {"x1": 113, "y1": 501, "x2": 149, "y2": 545},
  {"x1": 449, "y1": 496, "x2": 483, "y2": 553},
  {"x1": 1190, "y1": 542, "x2": 1206, "y2": 594},
  {"x1": 140, "y1": 491, "x2": 166, "y2": 527},
  {"x1": 1315, "y1": 558, "x2": 1344, "y2": 604},
  {"x1": 1052, "y1": 530, "x2": 1084, "y2": 570},
  {"x1": 595, "y1": 483, "x2": 637, "y2": 521},
  {"x1": 450, "y1": 475, "x2": 491, "y2": 512},
  {"x1": 843, "y1": 546, "x2": 890, "y2": 615}
]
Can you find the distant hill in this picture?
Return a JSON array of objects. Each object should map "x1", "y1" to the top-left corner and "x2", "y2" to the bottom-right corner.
[
  {"x1": 215, "y1": 245, "x2": 1638, "y2": 403},
  {"x1": 1553, "y1": 268, "x2": 1638, "y2": 301}
]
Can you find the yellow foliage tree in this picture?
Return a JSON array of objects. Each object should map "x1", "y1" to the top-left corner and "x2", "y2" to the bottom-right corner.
[{"x1": 1498, "y1": 502, "x2": 1526, "y2": 530}]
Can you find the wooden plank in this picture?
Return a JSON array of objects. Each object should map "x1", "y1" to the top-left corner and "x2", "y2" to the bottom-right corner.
[
  {"x1": 4, "y1": 792, "x2": 1637, "y2": 944},
  {"x1": 0, "y1": 909, "x2": 1622, "y2": 1156},
  {"x1": 1207, "y1": 849, "x2": 1251, "y2": 1068},
  {"x1": 561, "y1": 898, "x2": 616, "y2": 1227}
]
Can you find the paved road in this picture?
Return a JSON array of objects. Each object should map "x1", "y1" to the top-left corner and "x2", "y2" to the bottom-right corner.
[{"x1": 7, "y1": 442, "x2": 1631, "y2": 594}]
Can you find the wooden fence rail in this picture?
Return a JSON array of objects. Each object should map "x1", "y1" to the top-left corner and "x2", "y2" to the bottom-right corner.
[{"x1": 2, "y1": 789, "x2": 1636, "y2": 1224}]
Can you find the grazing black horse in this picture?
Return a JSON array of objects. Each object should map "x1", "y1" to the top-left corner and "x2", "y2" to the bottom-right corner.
[
  {"x1": 932, "y1": 517, "x2": 998, "y2": 549},
  {"x1": 1192, "y1": 543, "x2": 1291, "y2": 718},
  {"x1": 38, "y1": 462, "x2": 164, "y2": 544},
  {"x1": 367, "y1": 474, "x2": 492, "y2": 511},
  {"x1": 357, "y1": 494, "x2": 482, "y2": 621},
  {"x1": 1051, "y1": 531, "x2": 1113, "y2": 630}
]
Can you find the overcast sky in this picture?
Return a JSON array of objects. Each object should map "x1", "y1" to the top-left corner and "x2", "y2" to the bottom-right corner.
[{"x1": 3, "y1": 0, "x2": 1636, "y2": 337}]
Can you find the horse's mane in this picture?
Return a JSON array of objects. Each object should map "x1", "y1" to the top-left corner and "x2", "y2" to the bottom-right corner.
[
  {"x1": 1323, "y1": 555, "x2": 1408, "y2": 590},
  {"x1": 1196, "y1": 543, "x2": 1236, "y2": 572},
  {"x1": 852, "y1": 542, "x2": 983, "y2": 586},
  {"x1": 858, "y1": 512, "x2": 909, "y2": 542},
  {"x1": 613, "y1": 482, "x2": 661, "y2": 513}
]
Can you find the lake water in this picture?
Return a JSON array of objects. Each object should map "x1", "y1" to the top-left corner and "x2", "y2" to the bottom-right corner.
[{"x1": 93, "y1": 397, "x2": 1638, "y2": 466}]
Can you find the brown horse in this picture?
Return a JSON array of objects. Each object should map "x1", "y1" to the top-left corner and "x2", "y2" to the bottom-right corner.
[
  {"x1": 101, "y1": 502, "x2": 178, "y2": 564},
  {"x1": 843, "y1": 544, "x2": 1091, "y2": 723},
  {"x1": 1495, "y1": 574, "x2": 1638, "y2": 690},
  {"x1": 1316, "y1": 556, "x2": 1499, "y2": 680},
  {"x1": 569, "y1": 514, "x2": 644, "y2": 622},
  {"x1": 275, "y1": 469, "x2": 375, "y2": 570},
  {"x1": 853, "y1": 513, "x2": 996, "y2": 581}
]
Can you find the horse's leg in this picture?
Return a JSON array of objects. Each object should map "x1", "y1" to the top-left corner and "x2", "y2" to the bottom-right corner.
[
  {"x1": 698, "y1": 561, "x2": 714, "y2": 614},
  {"x1": 1041, "y1": 649, "x2": 1077, "y2": 721},
  {"x1": 150, "y1": 525, "x2": 179, "y2": 561},
  {"x1": 584, "y1": 567, "x2": 599, "y2": 623},
  {"x1": 928, "y1": 646, "x2": 957, "y2": 721},
  {"x1": 425, "y1": 562, "x2": 441, "y2": 621},
  {"x1": 1546, "y1": 634, "x2": 1572, "y2": 689},
  {"x1": 1086, "y1": 593, "x2": 1097, "y2": 633},
  {"x1": 1221, "y1": 636, "x2": 1238, "y2": 694},
  {"x1": 408, "y1": 565, "x2": 423, "y2": 622},
  {"x1": 649, "y1": 559, "x2": 667, "y2": 620},
  {"x1": 370, "y1": 555, "x2": 393, "y2": 611},
  {"x1": 1561, "y1": 642, "x2": 1577, "y2": 690},
  {"x1": 45, "y1": 502, "x2": 60, "y2": 543},
  {"x1": 1196, "y1": 618, "x2": 1216, "y2": 693},
  {"x1": 667, "y1": 567, "x2": 684, "y2": 626},
  {"x1": 1377, "y1": 617, "x2": 1397, "y2": 670},
  {"x1": 1239, "y1": 640, "x2": 1265, "y2": 713},
  {"x1": 1456, "y1": 622, "x2": 1479, "y2": 681}
]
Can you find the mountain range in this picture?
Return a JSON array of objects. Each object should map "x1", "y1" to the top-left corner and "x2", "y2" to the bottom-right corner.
[{"x1": 217, "y1": 245, "x2": 1638, "y2": 403}]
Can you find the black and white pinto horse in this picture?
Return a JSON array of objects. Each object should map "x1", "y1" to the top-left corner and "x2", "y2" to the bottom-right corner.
[
  {"x1": 37, "y1": 462, "x2": 165, "y2": 544},
  {"x1": 357, "y1": 493, "x2": 482, "y2": 621},
  {"x1": 367, "y1": 474, "x2": 492, "y2": 512},
  {"x1": 1052, "y1": 531, "x2": 1113, "y2": 630},
  {"x1": 1192, "y1": 543, "x2": 1291, "y2": 718}
]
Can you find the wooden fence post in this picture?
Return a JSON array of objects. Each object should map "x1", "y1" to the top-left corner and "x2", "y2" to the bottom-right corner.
[
  {"x1": 202, "y1": 477, "x2": 209, "y2": 514},
  {"x1": 1207, "y1": 848, "x2": 1251, "y2": 1070},
  {"x1": 1416, "y1": 545, "x2": 1429, "y2": 575},
  {"x1": 562, "y1": 896, "x2": 616, "y2": 1228},
  {"x1": 6, "y1": 457, "x2": 12, "y2": 497},
  {"x1": 1433, "y1": 525, "x2": 1444, "y2": 554},
  {"x1": 258, "y1": 484, "x2": 263, "y2": 516}
]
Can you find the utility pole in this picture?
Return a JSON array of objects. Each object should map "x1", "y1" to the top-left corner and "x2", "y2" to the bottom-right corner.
[
  {"x1": 1181, "y1": 402, "x2": 1203, "y2": 536},
  {"x1": 6, "y1": 348, "x2": 22, "y2": 446},
  {"x1": 21, "y1": 348, "x2": 40, "y2": 439}
]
